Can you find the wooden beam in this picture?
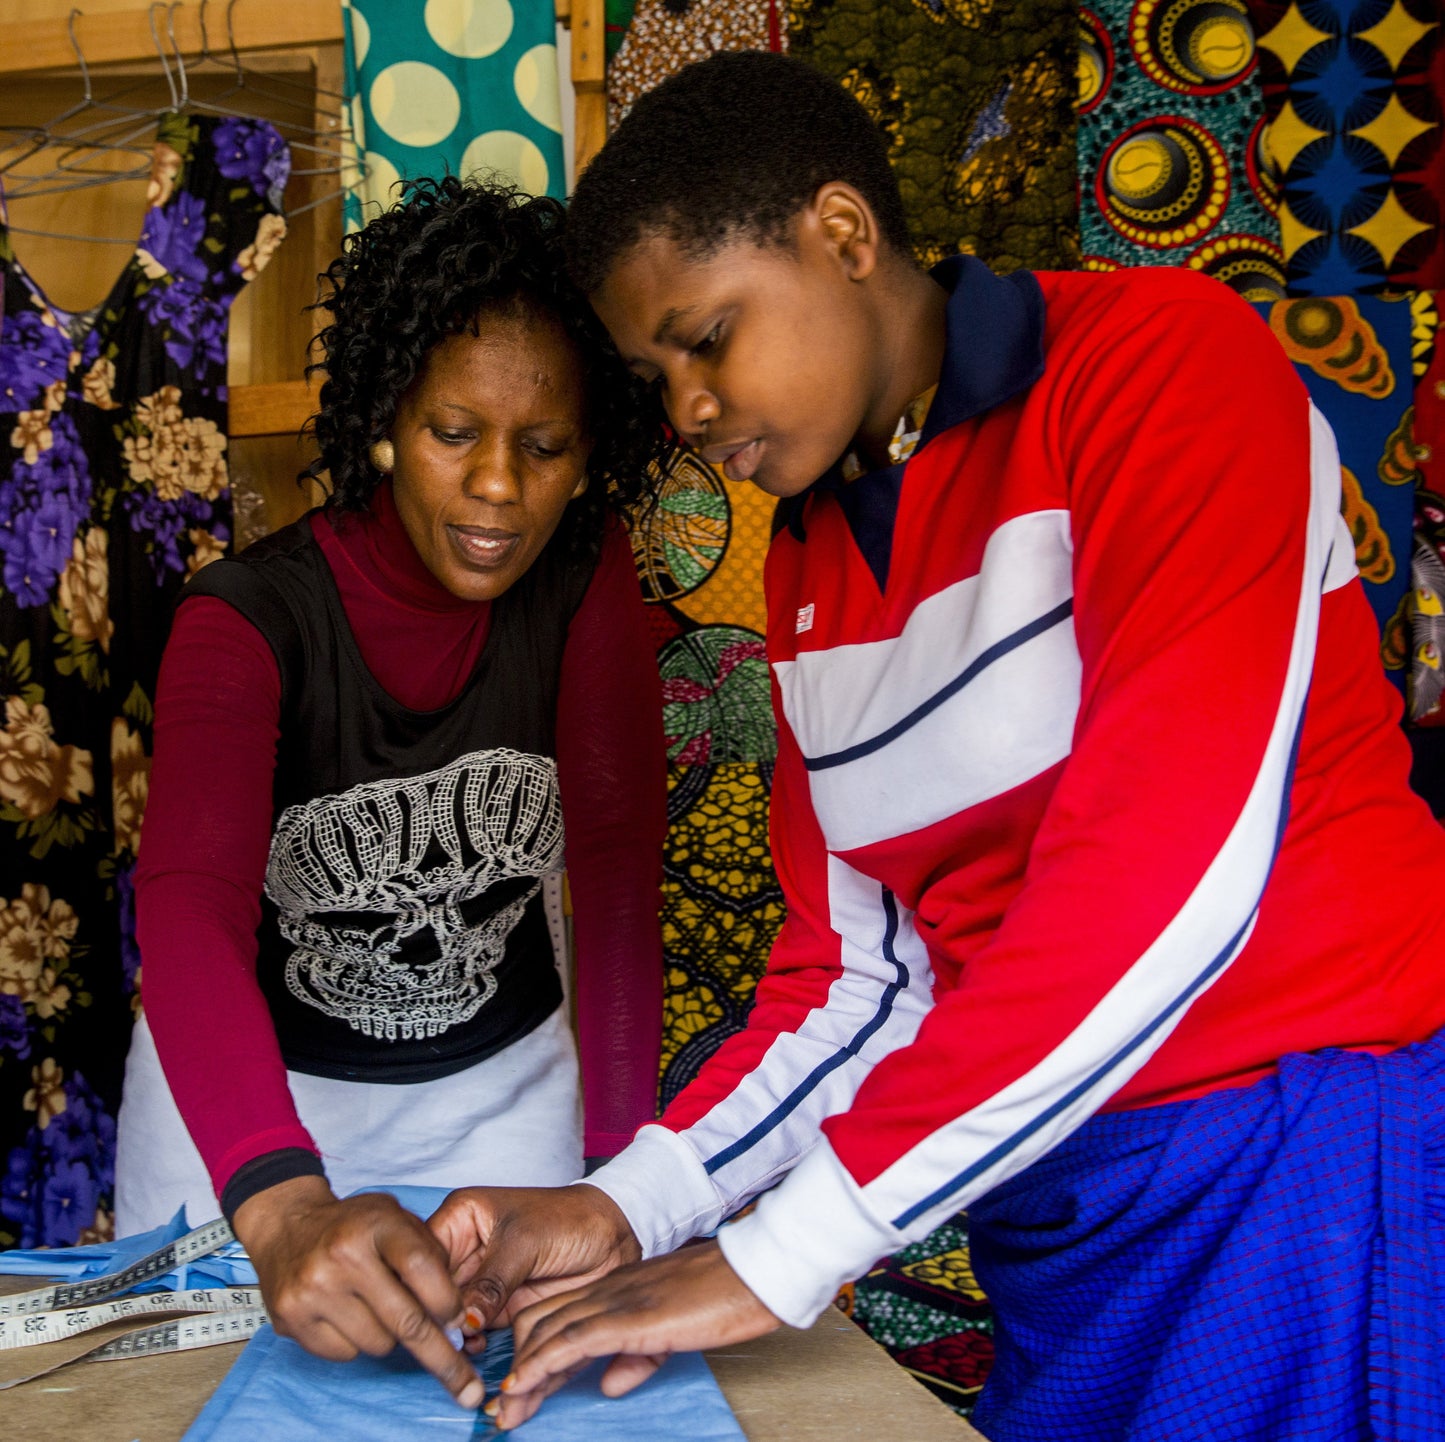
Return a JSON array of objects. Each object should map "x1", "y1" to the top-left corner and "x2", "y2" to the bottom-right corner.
[
  {"x1": 229, "y1": 379, "x2": 318, "y2": 439},
  {"x1": 0, "y1": 1, "x2": 344, "y2": 79},
  {"x1": 571, "y1": 0, "x2": 606, "y2": 176}
]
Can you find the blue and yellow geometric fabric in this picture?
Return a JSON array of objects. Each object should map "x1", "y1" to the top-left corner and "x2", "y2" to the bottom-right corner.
[{"x1": 1249, "y1": 0, "x2": 1442, "y2": 293}]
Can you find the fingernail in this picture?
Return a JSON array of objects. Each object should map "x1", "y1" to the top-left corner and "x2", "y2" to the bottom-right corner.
[
  {"x1": 500, "y1": 1372, "x2": 516, "y2": 1393},
  {"x1": 484, "y1": 1399, "x2": 500, "y2": 1419},
  {"x1": 459, "y1": 1378, "x2": 485, "y2": 1410},
  {"x1": 463, "y1": 1305, "x2": 486, "y2": 1332},
  {"x1": 444, "y1": 1326, "x2": 464, "y2": 1350}
]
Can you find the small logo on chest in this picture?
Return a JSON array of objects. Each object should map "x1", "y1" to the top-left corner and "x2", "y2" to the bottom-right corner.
[{"x1": 796, "y1": 603, "x2": 815, "y2": 634}]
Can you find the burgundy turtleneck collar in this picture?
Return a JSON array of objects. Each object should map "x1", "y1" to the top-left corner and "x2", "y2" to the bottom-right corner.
[
  {"x1": 311, "y1": 479, "x2": 492, "y2": 711},
  {"x1": 319, "y1": 479, "x2": 484, "y2": 617}
]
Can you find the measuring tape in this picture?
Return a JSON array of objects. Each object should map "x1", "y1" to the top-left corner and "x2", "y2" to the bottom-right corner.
[
  {"x1": 0, "y1": 1216, "x2": 238, "y2": 1318},
  {"x1": 0, "y1": 1286, "x2": 263, "y2": 1350},
  {"x1": 0, "y1": 1217, "x2": 268, "y2": 1389}
]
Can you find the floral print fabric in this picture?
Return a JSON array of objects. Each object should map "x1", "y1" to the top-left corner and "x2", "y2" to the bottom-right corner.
[
  {"x1": 788, "y1": 0, "x2": 1080, "y2": 273},
  {"x1": 0, "y1": 112, "x2": 287, "y2": 1249}
]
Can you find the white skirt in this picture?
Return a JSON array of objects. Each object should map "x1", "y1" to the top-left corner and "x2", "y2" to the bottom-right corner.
[{"x1": 114, "y1": 1005, "x2": 584, "y2": 1236}]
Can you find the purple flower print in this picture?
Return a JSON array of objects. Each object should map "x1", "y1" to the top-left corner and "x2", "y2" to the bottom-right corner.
[
  {"x1": 214, "y1": 118, "x2": 290, "y2": 199},
  {"x1": 0, "y1": 1131, "x2": 41, "y2": 1247},
  {"x1": 41, "y1": 1158, "x2": 99, "y2": 1247},
  {"x1": 0, "y1": 994, "x2": 30, "y2": 1060},
  {"x1": 138, "y1": 276, "x2": 199, "y2": 333},
  {"x1": 1, "y1": 1069, "x2": 116, "y2": 1247},
  {"x1": 0, "y1": 412, "x2": 92, "y2": 606},
  {"x1": 117, "y1": 864, "x2": 141, "y2": 997},
  {"x1": 168, "y1": 295, "x2": 228, "y2": 376},
  {"x1": 52, "y1": 1073, "x2": 116, "y2": 1177},
  {"x1": 138, "y1": 191, "x2": 210, "y2": 284},
  {"x1": 0, "y1": 310, "x2": 71, "y2": 412},
  {"x1": 124, "y1": 486, "x2": 226, "y2": 583},
  {"x1": 138, "y1": 281, "x2": 227, "y2": 375}
]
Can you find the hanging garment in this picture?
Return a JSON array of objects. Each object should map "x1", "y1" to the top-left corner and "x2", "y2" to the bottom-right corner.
[
  {"x1": 1251, "y1": 293, "x2": 1418, "y2": 673},
  {"x1": 1410, "y1": 296, "x2": 1445, "y2": 724},
  {"x1": 606, "y1": 0, "x2": 638, "y2": 60},
  {"x1": 607, "y1": 0, "x2": 784, "y2": 130},
  {"x1": 1248, "y1": 0, "x2": 1443, "y2": 294},
  {"x1": 625, "y1": 446, "x2": 781, "y2": 1105},
  {"x1": 340, "y1": 0, "x2": 566, "y2": 231},
  {"x1": 656, "y1": 763, "x2": 783, "y2": 1109},
  {"x1": 1077, "y1": 0, "x2": 1285, "y2": 298},
  {"x1": 0, "y1": 111, "x2": 288, "y2": 1249},
  {"x1": 788, "y1": 0, "x2": 1079, "y2": 273}
]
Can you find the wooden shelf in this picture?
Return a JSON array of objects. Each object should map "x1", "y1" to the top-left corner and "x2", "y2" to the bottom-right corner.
[
  {"x1": 1, "y1": 1, "x2": 344, "y2": 76},
  {"x1": 229, "y1": 379, "x2": 319, "y2": 438}
]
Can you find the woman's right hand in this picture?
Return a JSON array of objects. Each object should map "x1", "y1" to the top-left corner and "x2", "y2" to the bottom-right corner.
[
  {"x1": 233, "y1": 1176, "x2": 484, "y2": 1408},
  {"x1": 428, "y1": 1184, "x2": 642, "y2": 1335}
]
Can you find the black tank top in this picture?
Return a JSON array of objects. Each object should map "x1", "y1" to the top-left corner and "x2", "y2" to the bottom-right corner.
[{"x1": 183, "y1": 513, "x2": 597, "y2": 1083}]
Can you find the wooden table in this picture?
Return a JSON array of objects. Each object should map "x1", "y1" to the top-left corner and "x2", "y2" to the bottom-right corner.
[{"x1": 0, "y1": 1293, "x2": 984, "y2": 1441}]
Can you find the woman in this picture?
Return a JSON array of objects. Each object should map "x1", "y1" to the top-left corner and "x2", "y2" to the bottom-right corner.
[{"x1": 114, "y1": 179, "x2": 667, "y2": 1342}]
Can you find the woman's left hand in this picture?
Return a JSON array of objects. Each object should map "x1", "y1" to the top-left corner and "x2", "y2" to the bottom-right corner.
[
  {"x1": 234, "y1": 1177, "x2": 482, "y2": 1408},
  {"x1": 489, "y1": 1239, "x2": 781, "y2": 1431}
]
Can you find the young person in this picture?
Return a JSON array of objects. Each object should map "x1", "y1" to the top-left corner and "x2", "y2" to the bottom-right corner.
[
  {"x1": 115, "y1": 178, "x2": 667, "y2": 1406},
  {"x1": 291, "y1": 55, "x2": 1444, "y2": 1436}
]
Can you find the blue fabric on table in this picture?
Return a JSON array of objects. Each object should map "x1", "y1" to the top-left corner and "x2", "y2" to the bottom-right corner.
[
  {"x1": 185, "y1": 1185, "x2": 746, "y2": 1442},
  {"x1": 967, "y1": 1028, "x2": 1444, "y2": 1441},
  {"x1": 185, "y1": 1322, "x2": 744, "y2": 1442},
  {"x1": 0, "y1": 1208, "x2": 257, "y2": 1290}
]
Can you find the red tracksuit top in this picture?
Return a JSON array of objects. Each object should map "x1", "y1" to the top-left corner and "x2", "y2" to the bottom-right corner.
[{"x1": 589, "y1": 258, "x2": 1445, "y2": 1328}]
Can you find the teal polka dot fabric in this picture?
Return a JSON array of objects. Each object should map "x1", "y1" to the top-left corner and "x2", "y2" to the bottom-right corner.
[{"x1": 340, "y1": 0, "x2": 566, "y2": 230}]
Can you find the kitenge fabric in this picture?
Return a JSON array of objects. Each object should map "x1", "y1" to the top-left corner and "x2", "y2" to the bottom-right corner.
[
  {"x1": 1078, "y1": 0, "x2": 1285, "y2": 299},
  {"x1": 788, "y1": 0, "x2": 1079, "y2": 273},
  {"x1": 1411, "y1": 296, "x2": 1445, "y2": 722},
  {"x1": 837, "y1": 1219, "x2": 995, "y2": 1413},
  {"x1": 1249, "y1": 0, "x2": 1443, "y2": 294},
  {"x1": 657, "y1": 764, "x2": 784, "y2": 1107},
  {"x1": 627, "y1": 448, "x2": 780, "y2": 1104},
  {"x1": 339, "y1": 0, "x2": 566, "y2": 232},
  {"x1": 1251, "y1": 293, "x2": 1418, "y2": 674},
  {"x1": 608, "y1": 0, "x2": 784, "y2": 131},
  {"x1": 0, "y1": 113, "x2": 287, "y2": 1248},
  {"x1": 968, "y1": 1027, "x2": 1445, "y2": 1442}
]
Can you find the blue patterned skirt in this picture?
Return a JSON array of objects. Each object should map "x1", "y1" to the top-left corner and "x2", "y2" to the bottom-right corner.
[{"x1": 968, "y1": 1029, "x2": 1445, "y2": 1441}]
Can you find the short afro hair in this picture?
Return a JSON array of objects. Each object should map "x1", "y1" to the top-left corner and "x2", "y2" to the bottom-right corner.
[
  {"x1": 566, "y1": 51, "x2": 912, "y2": 294},
  {"x1": 304, "y1": 175, "x2": 663, "y2": 555}
]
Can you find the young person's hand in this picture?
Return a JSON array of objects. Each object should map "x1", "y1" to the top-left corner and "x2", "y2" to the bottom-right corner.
[
  {"x1": 486, "y1": 1239, "x2": 780, "y2": 1430},
  {"x1": 232, "y1": 1176, "x2": 483, "y2": 1408},
  {"x1": 427, "y1": 1184, "x2": 642, "y2": 1335}
]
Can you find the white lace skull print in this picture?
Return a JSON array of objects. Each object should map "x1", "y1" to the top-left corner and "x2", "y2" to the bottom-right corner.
[{"x1": 263, "y1": 748, "x2": 564, "y2": 1041}]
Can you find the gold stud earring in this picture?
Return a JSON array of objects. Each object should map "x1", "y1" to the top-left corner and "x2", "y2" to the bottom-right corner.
[{"x1": 369, "y1": 439, "x2": 395, "y2": 473}]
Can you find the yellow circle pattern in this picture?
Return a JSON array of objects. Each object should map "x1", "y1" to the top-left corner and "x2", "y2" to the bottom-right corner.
[
  {"x1": 369, "y1": 62, "x2": 461, "y2": 147},
  {"x1": 424, "y1": 0, "x2": 514, "y2": 59}
]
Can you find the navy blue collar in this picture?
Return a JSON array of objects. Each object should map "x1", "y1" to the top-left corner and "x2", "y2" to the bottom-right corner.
[
  {"x1": 781, "y1": 256, "x2": 1046, "y2": 592},
  {"x1": 921, "y1": 254, "x2": 1046, "y2": 443}
]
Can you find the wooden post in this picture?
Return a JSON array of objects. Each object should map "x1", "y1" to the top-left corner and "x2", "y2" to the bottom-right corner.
[{"x1": 571, "y1": 0, "x2": 607, "y2": 178}]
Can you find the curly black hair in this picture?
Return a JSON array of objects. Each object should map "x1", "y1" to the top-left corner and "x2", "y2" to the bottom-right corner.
[
  {"x1": 303, "y1": 175, "x2": 665, "y2": 556},
  {"x1": 565, "y1": 52, "x2": 913, "y2": 295}
]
